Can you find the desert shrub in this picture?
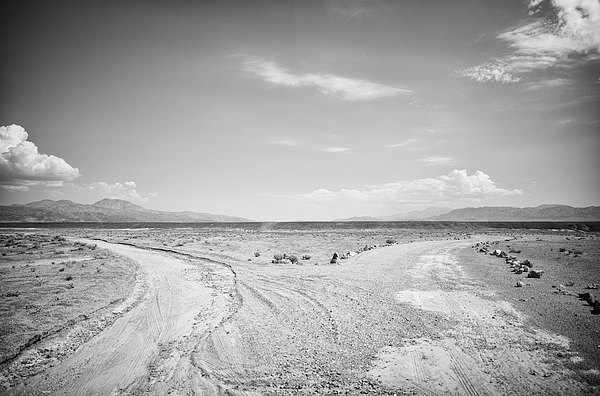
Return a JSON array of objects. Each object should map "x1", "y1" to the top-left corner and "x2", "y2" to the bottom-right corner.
[
  {"x1": 288, "y1": 255, "x2": 299, "y2": 264},
  {"x1": 5, "y1": 291, "x2": 19, "y2": 297},
  {"x1": 254, "y1": 252, "x2": 260, "y2": 257},
  {"x1": 273, "y1": 254, "x2": 283, "y2": 261},
  {"x1": 65, "y1": 275, "x2": 73, "y2": 281},
  {"x1": 302, "y1": 254, "x2": 311, "y2": 260}
]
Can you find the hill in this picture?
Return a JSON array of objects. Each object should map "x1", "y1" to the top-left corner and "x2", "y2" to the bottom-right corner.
[
  {"x1": 0, "y1": 199, "x2": 251, "y2": 222},
  {"x1": 429, "y1": 205, "x2": 600, "y2": 221}
]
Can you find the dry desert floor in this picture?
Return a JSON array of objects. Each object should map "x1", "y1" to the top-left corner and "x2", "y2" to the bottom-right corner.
[{"x1": 1, "y1": 227, "x2": 599, "y2": 395}]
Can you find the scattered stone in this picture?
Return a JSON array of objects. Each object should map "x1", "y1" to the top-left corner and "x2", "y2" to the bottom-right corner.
[
  {"x1": 579, "y1": 292, "x2": 595, "y2": 306},
  {"x1": 527, "y1": 270, "x2": 544, "y2": 279},
  {"x1": 593, "y1": 301, "x2": 600, "y2": 315},
  {"x1": 516, "y1": 281, "x2": 524, "y2": 287}
]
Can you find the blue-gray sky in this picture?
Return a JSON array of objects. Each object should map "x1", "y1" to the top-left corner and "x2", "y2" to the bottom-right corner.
[{"x1": 1, "y1": 0, "x2": 599, "y2": 220}]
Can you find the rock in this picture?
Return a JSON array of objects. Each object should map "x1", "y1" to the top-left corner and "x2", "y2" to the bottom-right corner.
[
  {"x1": 593, "y1": 301, "x2": 600, "y2": 315},
  {"x1": 579, "y1": 292, "x2": 593, "y2": 304},
  {"x1": 527, "y1": 270, "x2": 544, "y2": 279},
  {"x1": 516, "y1": 281, "x2": 524, "y2": 287},
  {"x1": 522, "y1": 260, "x2": 533, "y2": 268}
]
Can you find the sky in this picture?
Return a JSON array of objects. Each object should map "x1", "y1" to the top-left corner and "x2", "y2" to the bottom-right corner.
[{"x1": 1, "y1": 0, "x2": 599, "y2": 221}]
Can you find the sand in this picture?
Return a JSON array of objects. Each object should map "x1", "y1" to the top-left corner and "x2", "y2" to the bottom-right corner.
[{"x1": 0, "y1": 227, "x2": 599, "y2": 395}]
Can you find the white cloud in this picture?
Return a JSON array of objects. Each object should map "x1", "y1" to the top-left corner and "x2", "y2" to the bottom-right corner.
[
  {"x1": 525, "y1": 78, "x2": 572, "y2": 90},
  {"x1": 454, "y1": 63, "x2": 521, "y2": 84},
  {"x1": 271, "y1": 139, "x2": 300, "y2": 147},
  {"x1": 420, "y1": 157, "x2": 461, "y2": 166},
  {"x1": 386, "y1": 139, "x2": 418, "y2": 148},
  {"x1": 456, "y1": 0, "x2": 600, "y2": 83},
  {"x1": 0, "y1": 184, "x2": 29, "y2": 192},
  {"x1": 242, "y1": 57, "x2": 412, "y2": 101},
  {"x1": 320, "y1": 147, "x2": 352, "y2": 153},
  {"x1": 0, "y1": 125, "x2": 80, "y2": 188},
  {"x1": 294, "y1": 170, "x2": 523, "y2": 205},
  {"x1": 65, "y1": 181, "x2": 154, "y2": 203}
]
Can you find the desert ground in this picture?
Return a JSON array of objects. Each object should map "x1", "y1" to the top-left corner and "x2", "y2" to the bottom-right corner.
[{"x1": 1, "y1": 226, "x2": 599, "y2": 395}]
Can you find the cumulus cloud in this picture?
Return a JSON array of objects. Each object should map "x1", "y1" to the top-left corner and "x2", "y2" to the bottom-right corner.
[
  {"x1": 456, "y1": 0, "x2": 600, "y2": 83},
  {"x1": 242, "y1": 57, "x2": 412, "y2": 101},
  {"x1": 420, "y1": 156, "x2": 461, "y2": 166},
  {"x1": 0, "y1": 125, "x2": 80, "y2": 187},
  {"x1": 294, "y1": 170, "x2": 523, "y2": 205}
]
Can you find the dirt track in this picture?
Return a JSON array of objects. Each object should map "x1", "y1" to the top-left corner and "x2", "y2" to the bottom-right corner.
[{"x1": 6, "y1": 238, "x2": 596, "y2": 395}]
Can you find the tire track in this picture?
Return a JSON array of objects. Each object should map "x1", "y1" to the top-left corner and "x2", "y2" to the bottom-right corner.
[
  {"x1": 448, "y1": 350, "x2": 485, "y2": 396},
  {"x1": 6, "y1": 241, "x2": 232, "y2": 396}
]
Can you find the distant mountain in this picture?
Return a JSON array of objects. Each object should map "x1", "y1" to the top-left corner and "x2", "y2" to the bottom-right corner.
[
  {"x1": 0, "y1": 199, "x2": 251, "y2": 222},
  {"x1": 429, "y1": 205, "x2": 600, "y2": 221},
  {"x1": 381, "y1": 207, "x2": 454, "y2": 220},
  {"x1": 335, "y1": 207, "x2": 453, "y2": 222},
  {"x1": 334, "y1": 216, "x2": 380, "y2": 222},
  {"x1": 334, "y1": 205, "x2": 600, "y2": 222}
]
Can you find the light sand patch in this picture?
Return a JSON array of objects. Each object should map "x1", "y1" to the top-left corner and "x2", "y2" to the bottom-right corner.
[
  {"x1": 395, "y1": 289, "x2": 522, "y2": 321},
  {"x1": 370, "y1": 338, "x2": 493, "y2": 396}
]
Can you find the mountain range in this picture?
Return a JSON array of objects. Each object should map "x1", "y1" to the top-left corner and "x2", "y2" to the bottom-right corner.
[
  {"x1": 337, "y1": 205, "x2": 600, "y2": 222},
  {"x1": 0, "y1": 199, "x2": 251, "y2": 222},
  {"x1": 1, "y1": 200, "x2": 599, "y2": 223}
]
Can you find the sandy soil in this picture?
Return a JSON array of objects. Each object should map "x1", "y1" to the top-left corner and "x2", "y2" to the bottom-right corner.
[{"x1": 1, "y1": 228, "x2": 598, "y2": 395}]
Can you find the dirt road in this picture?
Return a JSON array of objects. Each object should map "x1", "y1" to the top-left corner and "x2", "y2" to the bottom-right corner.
[
  {"x1": 7, "y1": 238, "x2": 594, "y2": 395},
  {"x1": 6, "y1": 240, "x2": 235, "y2": 395}
]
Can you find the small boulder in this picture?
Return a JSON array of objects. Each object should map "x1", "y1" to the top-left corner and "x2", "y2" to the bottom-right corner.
[
  {"x1": 516, "y1": 281, "x2": 524, "y2": 287},
  {"x1": 578, "y1": 292, "x2": 592, "y2": 303},
  {"x1": 527, "y1": 270, "x2": 544, "y2": 279}
]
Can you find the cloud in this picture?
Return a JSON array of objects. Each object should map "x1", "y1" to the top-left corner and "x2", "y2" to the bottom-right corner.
[
  {"x1": 524, "y1": 78, "x2": 572, "y2": 90},
  {"x1": 456, "y1": 0, "x2": 600, "y2": 83},
  {"x1": 327, "y1": 0, "x2": 376, "y2": 21},
  {"x1": 420, "y1": 156, "x2": 461, "y2": 166},
  {"x1": 386, "y1": 139, "x2": 418, "y2": 148},
  {"x1": 0, "y1": 125, "x2": 80, "y2": 188},
  {"x1": 454, "y1": 63, "x2": 522, "y2": 84},
  {"x1": 0, "y1": 184, "x2": 29, "y2": 192},
  {"x1": 241, "y1": 57, "x2": 412, "y2": 101},
  {"x1": 65, "y1": 181, "x2": 154, "y2": 203},
  {"x1": 320, "y1": 147, "x2": 352, "y2": 153},
  {"x1": 294, "y1": 170, "x2": 523, "y2": 205}
]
